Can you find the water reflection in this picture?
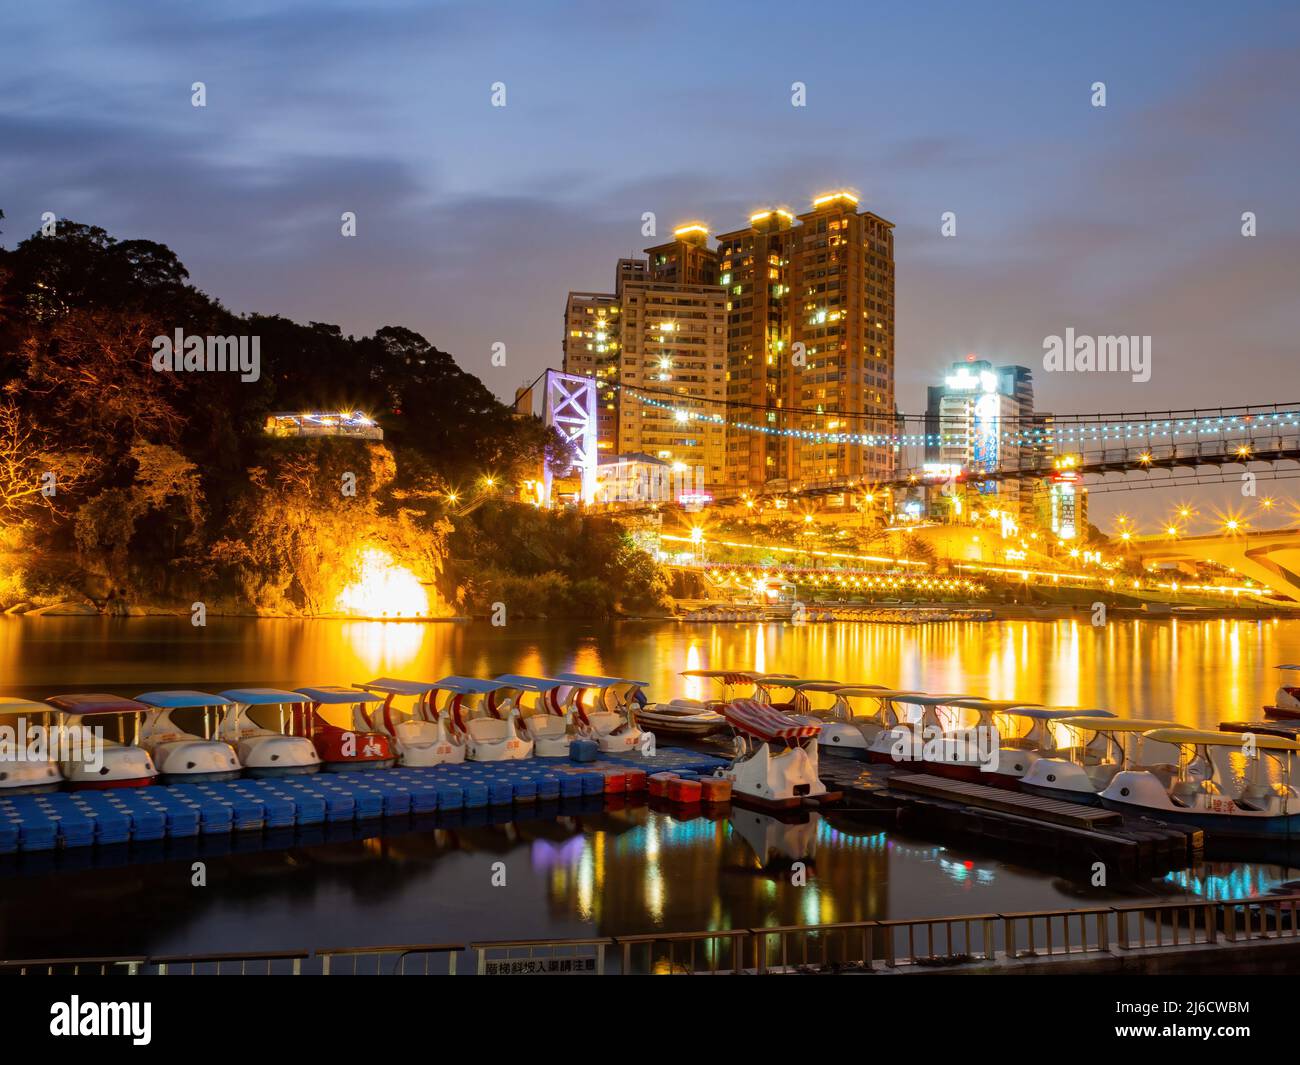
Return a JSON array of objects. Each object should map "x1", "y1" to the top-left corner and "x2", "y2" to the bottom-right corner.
[{"x1": 4, "y1": 616, "x2": 1300, "y2": 956}]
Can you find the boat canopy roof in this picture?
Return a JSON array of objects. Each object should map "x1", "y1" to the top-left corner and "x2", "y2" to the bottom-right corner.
[
  {"x1": 295, "y1": 686, "x2": 383, "y2": 705},
  {"x1": 218, "y1": 688, "x2": 311, "y2": 705},
  {"x1": 45, "y1": 693, "x2": 151, "y2": 716},
  {"x1": 1006, "y1": 706, "x2": 1114, "y2": 722},
  {"x1": 793, "y1": 680, "x2": 873, "y2": 693},
  {"x1": 0, "y1": 697, "x2": 54, "y2": 718},
  {"x1": 945, "y1": 697, "x2": 1045, "y2": 714},
  {"x1": 1056, "y1": 716, "x2": 1178, "y2": 732},
  {"x1": 892, "y1": 693, "x2": 977, "y2": 707},
  {"x1": 681, "y1": 670, "x2": 786, "y2": 683},
  {"x1": 495, "y1": 674, "x2": 569, "y2": 693},
  {"x1": 550, "y1": 672, "x2": 650, "y2": 688},
  {"x1": 135, "y1": 690, "x2": 232, "y2": 709},
  {"x1": 356, "y1": 678, "x2": 440, "y2": 696},
  {"x1": 1278, "y1": 664, "x2": 1300, "y2": 671},
  {"x1": 433, "y1": 676, "x2": 509, "y2": 696},
  {"x1": 1144, "y1": 727, "x2": 1300, "y2": 752},
  {"x1": 839, "y1": 687, "x2": 924, "y2": 700}
]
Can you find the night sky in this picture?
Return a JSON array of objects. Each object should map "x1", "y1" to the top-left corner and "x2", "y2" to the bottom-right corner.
[{"x1": 4, "y1": 0, "x2": 1299, "y2": 526}]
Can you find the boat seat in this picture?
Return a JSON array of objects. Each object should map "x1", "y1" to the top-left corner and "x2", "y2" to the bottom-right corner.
[
  {"x1": 584, "y1": 711, "x2": 623, "y2": 735},
  {"x1": 396, "y1": 719, "x2": 439, "y2": 745},
  {"x1": 1084, "y1": 762, "x2": 1122, "y2": 789},
  {"x1": 467, "y1": 719, "x2": 508, "y2": 743},
  {"x1": 525, "y1": 716, "x2": 566, "y2": 739},
  {"x1": 1237, "y1": 783, "x2": 1278, "y2": 811},
  {"x1": 1169, "y1": 779, "x2": 1203, "y2": 807}
]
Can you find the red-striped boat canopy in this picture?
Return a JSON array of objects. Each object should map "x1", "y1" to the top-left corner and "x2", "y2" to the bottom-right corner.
[{"x1": 721, "y1": 699, "x2": 821, "y2": 744}]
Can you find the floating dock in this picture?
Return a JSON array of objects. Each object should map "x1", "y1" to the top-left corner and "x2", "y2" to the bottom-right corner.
[
  {"x1": 0, "y1": 749, "x2": 728, "y2": 857},
  {"x1": 817, "y1": 760, "x2": 1203, "y2": 880}
]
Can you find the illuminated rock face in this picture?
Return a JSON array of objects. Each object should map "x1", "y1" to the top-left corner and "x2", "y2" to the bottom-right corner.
[{"x1": 334, "y1": 547, "x2": 431, "y2": 619}]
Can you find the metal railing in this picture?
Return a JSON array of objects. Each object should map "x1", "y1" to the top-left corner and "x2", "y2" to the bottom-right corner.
[{"x1": 5, "y1": 894, "x2": 1299, "y2": 975}]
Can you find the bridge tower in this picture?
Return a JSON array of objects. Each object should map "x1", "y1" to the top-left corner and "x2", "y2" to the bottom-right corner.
[{"x1": 542, "y1": 369, "x2": 598, "y2": 506}]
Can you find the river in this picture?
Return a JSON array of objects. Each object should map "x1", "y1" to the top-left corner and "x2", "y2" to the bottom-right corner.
[{"x1": 2, "y1": 616, "x2": 1298, "y2": 959}]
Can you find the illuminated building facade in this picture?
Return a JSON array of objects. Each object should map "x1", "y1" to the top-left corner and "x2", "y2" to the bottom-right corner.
[
  {"x1": 924, "y1": 359, "x2": 1034, "y2": 519},
  {"x1": 564, "y1": 195, "x2": 895, "y2": 498}
]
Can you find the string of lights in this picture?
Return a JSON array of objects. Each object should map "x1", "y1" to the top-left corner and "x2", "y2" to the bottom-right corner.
[{"x1": 618, "y1": 384, "x2": 1300, "y2": 450}]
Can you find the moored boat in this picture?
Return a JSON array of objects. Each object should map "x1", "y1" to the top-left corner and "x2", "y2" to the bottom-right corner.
[
  {"x1": 137, "y1": 691, "x2": 242, "y2": 782},
  {"x1": 1100, "y1": 728, "x2": 1300, "y2": 838},
  {"x1": 494, "y1": 675, "x2": 573, "y2": 757},
  {"x1": 1020, "y1": 716, "x2": 1181, "y2": 804},
  {"x1": 0, "y1": 698, "x2": 64, "y2": 793},
  {"x1": 355, "y1": 678, "x2": 465, "y2": 766},
  {"x1": 217, "y1": 688, "x2": 322, "y2": 776},
  {"x1": 1263, "y1": 665, "x2": 1300, "y2": 719},
  {"x1": 552, "y1": 672, "x2": 650, "y2": 754},
  {"x1": 295, "y1": 686, "x2": 395, "y2": 771},
  {"x1": 46, "y1": 693, "x2": 158, "y2": 789}
]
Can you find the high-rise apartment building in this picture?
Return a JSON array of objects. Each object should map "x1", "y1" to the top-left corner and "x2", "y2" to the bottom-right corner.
[{"x1": 563, "y1": 193, "x2": 895, "y2": 498}]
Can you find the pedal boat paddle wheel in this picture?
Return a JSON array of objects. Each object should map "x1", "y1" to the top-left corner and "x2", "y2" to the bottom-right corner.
[
  {"x1": 0, "y1": 698, "x2": 64, "y2": 794},
  {"x1": 137, "y1": 691, "x2": 242, "y2": 782},
  {"x1": 355, "y1": 678, "x2": 465, "y2": 766},
  {"x1": 551, "y1": 672, "x2": 652, "y2": 754},
  {"x1": 45, "y1": 693, "x2": 158, "y2": 790},
  {"x1": 493, "y1": 675, "x2": 573, "y2": 757},
  {"x1": 217, "y1": 688, "x2": 322, "y2": 776},
  {"x1": 294, "y1": 686, "x2": 394, "y2": 771},
  {"x1": 715, "y1": 698, "x2": 831, "y2": 809},
  {"x1": 436, "y1": 676, "x2": 532, "y2": 762}
]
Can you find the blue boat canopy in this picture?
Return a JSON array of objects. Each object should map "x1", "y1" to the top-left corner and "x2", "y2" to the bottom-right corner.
[
  {"x1": 433, "y1": 676, "x2": 509, "y2": 695},
  {"x1": 551, "y1": 672, "x2": 650, "y2": 688},
  {"x1": 295, "y1": 686, "x2": 383, "y2": 704},
  {"x1": 218, "y1": 688, "x2": 311, "y2": 706},
  {"x1": 494, "y1": 674, "x2": 569, "y2": 692},
  {"x1": 136, "y1": 690, "x2": 233, "y2": 709},
  {"x1": 357, "y1": 678, "x2": 440, "y2": 696}
]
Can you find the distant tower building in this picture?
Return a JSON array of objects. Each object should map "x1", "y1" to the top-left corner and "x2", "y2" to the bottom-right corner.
[
  {"x1": 924, "y1": 357, "x2": 1035, "y2": 520},
  {"x1": 561, "y1": 289, "x2": 621, "y2": 454}
]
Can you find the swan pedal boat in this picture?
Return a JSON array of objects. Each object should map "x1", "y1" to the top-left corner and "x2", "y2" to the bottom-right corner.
[
  {"x1": 437, "y1": 676, "x2": 533, "y2": 761},
  {"x1": 218, "y1": 688, "x2": 322, "y2": 776},
  {"x1": 715, "y1": 698, "x2": 829, "y2": 809},
  {"x1": 45, "y1": 693, "x2": 158, "y2": 789},
  {"x1": 1263, "y1": 664, "x2": 1300, "y2": 719},
  {"x1": 137, "y1": 691, "x2": 242, "y2": 782},
  {"x1": 1019, "y1": 716, "x2": 1181, "y2": 804},
  {"x1": 1099, "y1": 728, "x2": 1300, "y2": 837},
  {"x1": 494, "y1": 675, "x2": 573, "y2": 757},
  {"x1": 0, "y1": 698, "x2": 64, "y2": 794},
  {"x1": 355, "y1": 678, "x2": 465, "y2": 766},
  {"x1": 551, "y1": 672, "x2": 651, "y2": 754},
  {"x1": 295, "y1": 686, "x2": 395, "y2": 771}
]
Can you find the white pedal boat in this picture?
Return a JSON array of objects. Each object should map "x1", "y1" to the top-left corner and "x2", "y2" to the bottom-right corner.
[
  {"x1": 217, "y1": 688, "x2": 321, "y2": 776},
  {"x1": 715, "y1": 698, "x2": 827, "y2": 808},
  {"x1": 1100, "y1": 728, "x2": 1300, "y2": 838},
  {"x1": 552, "y1": 672, "x2": 651, "y2": 754},
  {"x1": 1019, "y1": 716, "x2": 1180, "y2": 804},
  {"x1": 493, "y1": 675, "x2": 572, "y2": 757},
  {"x1": 46, "y1": 693, "x2": 158, "y2": 790},
  {"x1": 438, "y1": 676, "x2": 533, "y2": 761},
  {"x1": 0, "y1": 698, "x2": 64, "y2": 793},
  {"x1": 138, "y1": 690, "x2": 242, "y2": 782},
  {"x1": 356, "y1": 678, "x2": 465, "y2": 765}
]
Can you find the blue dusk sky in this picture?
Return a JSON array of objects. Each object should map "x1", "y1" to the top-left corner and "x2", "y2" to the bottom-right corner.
[{"x1": 3, "y1": 0, "x2": 1299, "y2": 524}]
